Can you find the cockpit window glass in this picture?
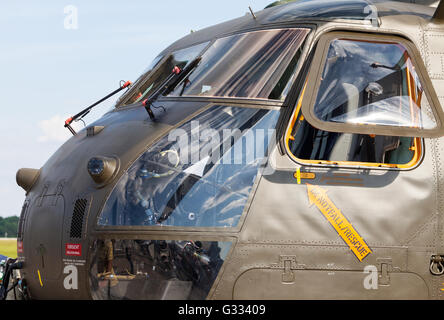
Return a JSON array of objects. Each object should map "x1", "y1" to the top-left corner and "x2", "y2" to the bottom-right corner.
[
  {"x1": 118, "y1": 42, "x2": 209, "y2": 106},
  {"x1": 300, "y1": 33, "x2": 444, "y2": 138},
  {"x1": 287, "y1": 107, "x2": 421, "y2": 168},
  {"x1": 263, "y1": 0, "x2": 372, "y2": 23},
  {"x1": 117, "y1": 29, "x2": 309, "y2": 106},
  {"x1": 89, "y1": 239, "x2": 231, "y2": 300},
  {"x1": 98, "y1": 105, "x2": 279, "y2": 228},
  {"x1": 167, "y1": 28, "x2": 309, "y2": 100},
  {"x1": 314, "y1": 39, "x2": 436, "y2": 129}
]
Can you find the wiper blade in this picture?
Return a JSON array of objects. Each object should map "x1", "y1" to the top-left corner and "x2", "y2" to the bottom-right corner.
[
  {"x1": 142, "y1": 57, "x2": 202, "y2": 120},
  {"x1": 164, "y1": 56, "x2": 202, "y2": 96}
]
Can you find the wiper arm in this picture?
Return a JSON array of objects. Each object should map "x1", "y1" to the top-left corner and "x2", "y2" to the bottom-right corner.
[
  {"x1": 64, "y1": 80, "x2": 132, "y2": 135},
  {"x1": 164, "y1": 56, "x2": 202, "y2": 95},
  {"x1": 370, "y1": 62, "x2": 401, "y2": 71},
  {"x1": 142, "y1": 57, "x2": 202, "y2": 120}
]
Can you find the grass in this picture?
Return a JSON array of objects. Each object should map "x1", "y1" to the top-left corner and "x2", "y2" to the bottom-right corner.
[{"x1": 0, "y1": 239, "x2": 17, "y2": 258}]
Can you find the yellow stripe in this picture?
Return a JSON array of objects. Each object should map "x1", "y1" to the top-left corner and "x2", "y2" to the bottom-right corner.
[
  {"x1": 296, "y1": 168, "x2": 301, "y2": 185},
  {"x1": 294, "y1": 171, "x2": 316, "y2": 182},
  {"x1": 307, "y1": 184, "x2": 372, "y2": 261},
  {"x1": 37, "y1": 269, "x2": 43, "y2": 287}
]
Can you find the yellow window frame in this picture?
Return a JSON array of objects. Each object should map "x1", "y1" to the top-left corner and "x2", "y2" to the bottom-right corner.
[{"x1": 285, "y1": 82, "x2": 422, "y2": 169}]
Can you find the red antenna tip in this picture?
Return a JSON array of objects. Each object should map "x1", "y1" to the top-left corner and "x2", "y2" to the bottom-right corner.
[
  {"x1": 122, "y1": 80, "x2": 132, "y2": 88},
  {"x1": 65, "y1": 117, "x2": 73, "y2": 126}
]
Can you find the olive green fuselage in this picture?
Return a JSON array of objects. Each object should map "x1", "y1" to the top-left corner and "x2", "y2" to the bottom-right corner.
[{"x1": 16, "y1": 1, "x2": 444, "y2": 299}]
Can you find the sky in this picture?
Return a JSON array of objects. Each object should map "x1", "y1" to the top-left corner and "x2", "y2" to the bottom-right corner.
[{"x1": 0, "y1": 0, "x2": 273, "y2": 218}]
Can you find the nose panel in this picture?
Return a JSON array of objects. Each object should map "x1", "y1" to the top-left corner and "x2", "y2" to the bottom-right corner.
[{"x1": 25, "y1": 195, "x2": 65, "y2": 284}]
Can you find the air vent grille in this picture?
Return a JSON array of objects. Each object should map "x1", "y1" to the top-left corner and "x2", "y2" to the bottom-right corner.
[{"x1": 70, "y1": 199, "x2": 88, "y2": 239}]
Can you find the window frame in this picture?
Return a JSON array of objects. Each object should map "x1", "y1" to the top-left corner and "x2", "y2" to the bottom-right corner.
[
  {"x1": 299, "y1": 31, "x2": 444, "y2": 138},
  {"x1": 285, "y1": 83, "x2": 424, "y2": 169}
]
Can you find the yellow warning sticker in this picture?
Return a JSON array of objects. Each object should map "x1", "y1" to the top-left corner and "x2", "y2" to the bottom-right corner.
[{"x1": 307, "y1": 183, "x2": 372, "y2": 262}]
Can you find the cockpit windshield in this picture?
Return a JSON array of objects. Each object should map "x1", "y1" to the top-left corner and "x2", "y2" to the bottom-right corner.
[
  {"x1": 117, "y1": 28, "x2": 309, "y2": 106},
  {"x1": 98, "y1": 105, "x2": 279, "y2": 228}
]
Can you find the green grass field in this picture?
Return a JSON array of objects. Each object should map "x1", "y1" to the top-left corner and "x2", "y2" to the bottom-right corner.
[{"x1": 0, "y1": 239, "x2": 17, "y2": 258}]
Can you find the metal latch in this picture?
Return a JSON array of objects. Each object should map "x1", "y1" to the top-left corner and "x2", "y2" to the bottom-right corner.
[
  {"x1": 430, "y1": 255, "x2": 444, "y2": 275},
  {"x1": 377, "y1": 258, "x2": 393, "y2": 286},
  {"x1": 271, "y1": 255, "x2": 304, "y2": 283}
]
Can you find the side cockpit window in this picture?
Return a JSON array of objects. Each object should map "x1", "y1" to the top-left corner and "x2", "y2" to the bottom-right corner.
[
  {"x1": 314, "y1": 39, "x2": 436, "y2": 130},
  {"x1": 286, "y1": 33, "x2": 444, "y2": 168},
  {"x1": 287, "y1": 105, "x2": 421, "y2": 168}
]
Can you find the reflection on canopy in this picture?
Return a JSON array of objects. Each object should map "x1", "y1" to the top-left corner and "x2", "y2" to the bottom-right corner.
[
  {"x1": 330, "y1": 96, "x2": 436, "y2": 129},
  {"x1": 263, "y1": 0, "x2": 373, "y2": 22}
]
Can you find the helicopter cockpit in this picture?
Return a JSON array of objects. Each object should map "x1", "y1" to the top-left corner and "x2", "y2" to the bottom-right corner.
[
  {"x1": 9, "y1": 0, "x2": 444, "y2": 302},
  {"x1": 89, "y1": 28, "x2": 310, "y2": 300}
]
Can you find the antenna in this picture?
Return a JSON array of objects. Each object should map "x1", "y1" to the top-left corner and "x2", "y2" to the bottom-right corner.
[
  {"x1": 248, "y1": 6, "x2": 257, "y2": 20},
  {"x1": 64, "y1": 80, "x2": 132, "y2": 136}
]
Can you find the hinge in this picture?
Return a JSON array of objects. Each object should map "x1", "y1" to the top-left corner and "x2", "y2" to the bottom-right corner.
[
  {"x1": 430, "y1": 255, "x2": 444, "y2": 275},
  {"x1": 271, "y1": 255, "x2": 305, "y2": 283}
]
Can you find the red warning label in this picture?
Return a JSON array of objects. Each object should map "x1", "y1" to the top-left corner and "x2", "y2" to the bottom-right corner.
[
  {"x1": 17, "y1": 241, "x2": 23, "y2": 254},
  {"x1": 65, "y1": 243, "x2": 82, "y2": 256}
]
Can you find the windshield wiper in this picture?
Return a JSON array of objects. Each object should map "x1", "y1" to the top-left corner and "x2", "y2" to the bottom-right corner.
[
  {"x1": 142, "y1": 57, "x2": 202, "y2": 120},
  {"x1": 370, "y1": 62, "x2": 401, "y2": 71},
  {"x1": 64, "y1": 80, "x2": 132, "y2": 135}
]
